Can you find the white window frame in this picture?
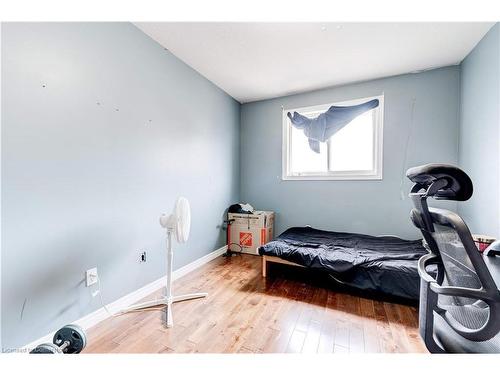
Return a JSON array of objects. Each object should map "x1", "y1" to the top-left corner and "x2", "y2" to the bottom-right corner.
[{"x1": 282, "y1": 94, "x2": 384, "y2": 181}]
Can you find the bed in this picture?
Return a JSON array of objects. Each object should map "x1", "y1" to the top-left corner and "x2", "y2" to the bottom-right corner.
[{"x1": 258, "y1": 226, "x2": 428, "y2": 301}]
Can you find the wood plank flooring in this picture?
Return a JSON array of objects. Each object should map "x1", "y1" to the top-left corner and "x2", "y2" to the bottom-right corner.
[{"x1": 84, "y1": 254, "x2": 427, "y2": 353}]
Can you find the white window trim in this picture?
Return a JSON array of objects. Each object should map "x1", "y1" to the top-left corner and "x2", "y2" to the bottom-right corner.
[{"x1": 282, "y1": 94, "x2": 384, "y2": 181}]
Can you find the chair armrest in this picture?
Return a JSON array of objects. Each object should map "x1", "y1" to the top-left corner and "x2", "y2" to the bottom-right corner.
[
  {"x1": 428, "y1": 284, "x2": 494, "y2": 301},
  {"x1": 419, "y1": 253, "x2": 499, "y2": 302},
  {"x1": 417, "y1": 253, "x2": 440, "y2": 283},
  {"x1": 419, "y1": 253, "x2": 500, "y2": 341}
]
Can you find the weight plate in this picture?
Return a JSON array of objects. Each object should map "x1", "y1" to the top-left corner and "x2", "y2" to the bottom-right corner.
[
  {"x1": 53, "y1": 324, "x2": 87, "y2": 353},
  {"x1": 30, "y1": 343, "x2": 62, "y2": 354},
  {"x1": 64, "y1": 324, "x2": 87, "y2": 350}
]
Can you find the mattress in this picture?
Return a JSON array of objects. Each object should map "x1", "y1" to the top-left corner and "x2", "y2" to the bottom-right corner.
[{"x1": 258, "y1": 226, "x2": 428, "y2": 300}]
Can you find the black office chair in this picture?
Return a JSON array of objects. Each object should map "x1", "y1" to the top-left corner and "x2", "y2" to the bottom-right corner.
[{"x1": 407, "y1": 163, "x2": 500, "y2": 353}]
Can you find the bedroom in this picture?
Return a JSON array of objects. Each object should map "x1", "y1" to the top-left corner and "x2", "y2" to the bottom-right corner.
[{"x1": 1, "y1": 0, "x2": 500, "y2": 371}]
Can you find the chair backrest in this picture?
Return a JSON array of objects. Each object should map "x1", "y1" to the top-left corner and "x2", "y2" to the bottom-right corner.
[
  {"x1": 427, "y1": 209, "x2": 491, "y2": 329},
  {"x1": 407, "y1": 164, "x2": 500, "y2": 341}
]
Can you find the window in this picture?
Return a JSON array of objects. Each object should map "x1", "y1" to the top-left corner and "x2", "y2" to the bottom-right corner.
[{"x1": 282, "y1": 95, "x2": 384, "y2": 180}]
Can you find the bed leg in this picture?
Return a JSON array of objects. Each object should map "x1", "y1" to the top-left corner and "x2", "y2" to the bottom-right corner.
[{"x1": 262, "y1": 256, "x2": 267, "y2": 277}]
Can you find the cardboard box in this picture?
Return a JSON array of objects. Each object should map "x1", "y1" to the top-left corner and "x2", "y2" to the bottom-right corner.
[
  {"x1": 472, "y1": 234, "x2": 496, "y2": 252},
  {"x1": 228, "y1": 211, "x2": 274, "y2": 255}
]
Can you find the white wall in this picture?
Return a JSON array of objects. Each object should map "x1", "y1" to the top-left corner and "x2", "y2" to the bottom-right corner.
[{"x1": 458, "y1": 23, "x2": 500, "y2": 238}]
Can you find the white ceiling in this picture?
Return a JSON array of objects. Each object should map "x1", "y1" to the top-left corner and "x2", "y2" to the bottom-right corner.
[{"x1": 135, "y1": 22, "x2": 494, "y2": 103}]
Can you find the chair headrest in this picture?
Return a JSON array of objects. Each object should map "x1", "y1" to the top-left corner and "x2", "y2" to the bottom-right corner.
[{"x1": 406, "y1": 163, "x2": 473, "y2": 201}]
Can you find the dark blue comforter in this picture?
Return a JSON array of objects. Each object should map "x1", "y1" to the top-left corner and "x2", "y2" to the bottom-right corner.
[{"x1": 258, "y1": 226, "x2": 427, "y2": 300}]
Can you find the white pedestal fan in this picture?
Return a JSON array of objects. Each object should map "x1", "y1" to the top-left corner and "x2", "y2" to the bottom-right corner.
[{"x1": 121, "y1": 197, "x2": 207, "y2": 327}]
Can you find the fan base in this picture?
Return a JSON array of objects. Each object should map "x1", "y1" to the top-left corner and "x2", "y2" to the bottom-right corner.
[{"x1": 121, "y1": 292, "x2": 207, "y2": 327}]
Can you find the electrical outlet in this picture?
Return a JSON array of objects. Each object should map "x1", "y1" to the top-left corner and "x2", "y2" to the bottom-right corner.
[
  {"x1": 140, "y1": 251, "x2": 147, "y2": 263},
  {"x1": 86, "y1": 267, "x2": 98, "y2": 287}
]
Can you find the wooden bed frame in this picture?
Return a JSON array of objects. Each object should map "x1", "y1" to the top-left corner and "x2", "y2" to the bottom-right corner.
[{"x1": 261, "y1": 255, "x2": 304, "y2": 277}]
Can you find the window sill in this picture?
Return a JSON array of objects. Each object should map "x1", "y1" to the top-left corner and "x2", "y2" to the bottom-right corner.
[{"x1": 282, "y1": 173, "x2": 383, "y2": 181}]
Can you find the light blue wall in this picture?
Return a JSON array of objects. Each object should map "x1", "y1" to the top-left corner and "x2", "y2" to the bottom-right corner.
[
  {"x1": 1, "y1": 23, "x2": 240, "y2": 349},
  {"x1": 240, "y1": 67, "x2": 460, "y2": 239},
  {"x1": 458, "y1": 23, "x2": 500, "y2": 238}
]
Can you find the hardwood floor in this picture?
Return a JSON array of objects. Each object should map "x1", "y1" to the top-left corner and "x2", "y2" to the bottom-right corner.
[{"x1": 84, "y1": 254, "x2": 427, "y2": 353}]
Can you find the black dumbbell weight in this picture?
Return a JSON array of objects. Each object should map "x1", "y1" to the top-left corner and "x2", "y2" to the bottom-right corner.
[{"x1": 30, "y1": 324, "x2": 87, "y2": 354}]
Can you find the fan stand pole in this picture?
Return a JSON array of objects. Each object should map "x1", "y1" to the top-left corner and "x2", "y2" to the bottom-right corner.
[
  {"x1": 120, "y1": 230, "x2": 208, "y2": 328},
  {"x1": 165, "y1": 230, "x2": 174, "y2": 326}
]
